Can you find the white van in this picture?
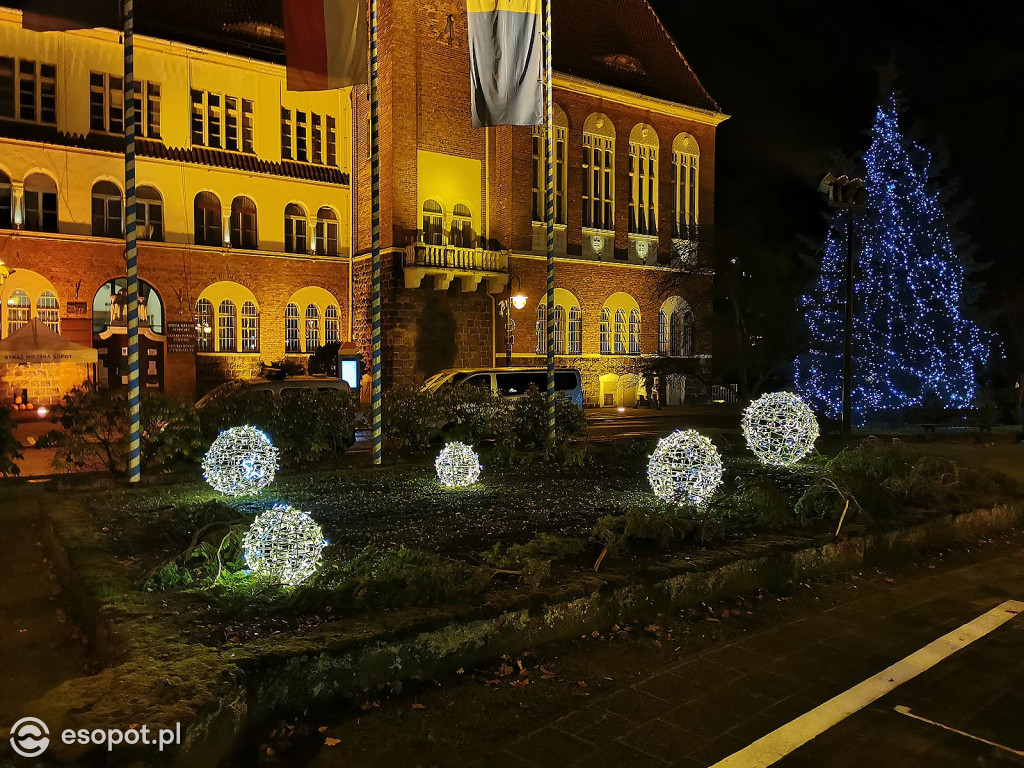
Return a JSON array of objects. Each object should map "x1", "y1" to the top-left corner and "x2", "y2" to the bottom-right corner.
[{"x1": 421, "y1": 367, "x2": 584, "y2": 409}]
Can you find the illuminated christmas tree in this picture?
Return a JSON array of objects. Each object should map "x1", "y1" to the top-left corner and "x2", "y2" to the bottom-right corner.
[{"x1": 794, "y1": 95, "x2": 991, "y2": 422}]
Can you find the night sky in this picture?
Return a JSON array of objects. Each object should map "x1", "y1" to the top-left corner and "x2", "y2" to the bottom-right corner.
[{"x1": 651, "y1": 0, "x2": 1024, "y2": 321}]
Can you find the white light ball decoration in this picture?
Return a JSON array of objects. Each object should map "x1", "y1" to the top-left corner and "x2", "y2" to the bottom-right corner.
[
  {"x1": 243, "y1": 504, "x2": 326, "y2": 586},
  {"x1": 648, "y1": 430, "x2": 724, "y2": 507},
  {"x1": 742, "y1": 392, "x2": 819, "y2": 467},
  {"x1": 435, "y1": 441, "x2": 482, "y2": 488},
  {"x1": 202, "y1": 426, "x2": 279, "y2": 497}
]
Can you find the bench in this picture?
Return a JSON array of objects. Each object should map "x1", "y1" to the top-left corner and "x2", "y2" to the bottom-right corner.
[{"x1": 903, "y1": 407, "x2": 994, "y2": 437}]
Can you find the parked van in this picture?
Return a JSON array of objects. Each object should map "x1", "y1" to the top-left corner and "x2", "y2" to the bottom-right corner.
[{"x1": 421, "y1": 367, "x2": 584, "y2": 409}]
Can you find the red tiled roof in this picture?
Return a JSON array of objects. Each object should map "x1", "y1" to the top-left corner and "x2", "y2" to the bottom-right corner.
[{"x1": 6, "y1": 1, "x2": 719, "y2": 112}]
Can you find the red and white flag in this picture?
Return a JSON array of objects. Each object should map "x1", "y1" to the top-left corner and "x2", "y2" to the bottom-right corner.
[{"x1": 284, "y1": 0, "x2": 369, "y2": 91}]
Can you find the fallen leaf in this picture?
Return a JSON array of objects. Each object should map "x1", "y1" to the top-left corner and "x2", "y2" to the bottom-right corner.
[{"x1": 324, "y1": 737, "x2": 341, "y2": 747}]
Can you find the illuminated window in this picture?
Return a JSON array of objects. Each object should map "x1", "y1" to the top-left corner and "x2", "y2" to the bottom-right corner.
[
  {"x1": 194, "y1": 192, "x2": 222, "y2": 246},
  {"x1": 553, "y1": 305, "x2": 566, "y2": 355},
  {"x1": 295, "y1": 111, "x2": 308, "y2": 162},
  {"x1": 284, "y1": 203, "x2": 307, "y2": 254},
  {"x1": 218, "y1": 299, "x2": 237, "y2": 352},
  {"x1": 629, "y1": 124, "x2": 659, "y2": 236},
  {"x1": 629, "y1": 308, "x2": 641, "y2": 354},
  {"x1": 1, "y1": 58, "x2": 56, "y2": 123},
  {"x1": 316, "y1": 207, "x2": 339, "y2": 256},
  {"x1": 90, "y1": 72, "x2": 123, "y2": 133},
  {"x1": 422, "y1": 199, "x2": 443, "y2": 245},
  {"x1": 326, "y1": 115, "x2": 337, "y2": 166},
  {"x1": 568, "y1": 306, "x2": 582, "y2": 355},
  {"x1": 230, "y1": 196, "x2": 257, "y2": 249},
  {"x1": 281, "y1": 107, "x2": 292, "y2": 160},
  {"x1": 311, "y1": 114, "x2": 322, "y2": 164},
  {"x1": 672, "y1": 134, "x2": 700, "y2": 238},
  {"x1": 325, "y1": 304, "x2": 340, "y2": 345},
  {"x1": 285, "y1": 303, "x2": 300, "y2": 353},
  {"x1": 6, "y1": 289, "x2": 30, "y2": 335},
  {"x1": 36, "y1": 290, "x2": 59, "y2": 334},
  {"x1": 91, "y1": 181, "x2": 123, "y2": 238},
  {"x1": 600, "y1": 308, "x2": 611, "y2": 354},
  {"x1": 23, "y1": 173, "x2": 57, "y2": 233},
  {"x1": 241, "y1": 301, "x2": 259, "y2": 353},
  {"x1": 450, "y1": 203, "x2": 473, "y2": 248},
  {"x1": 614, "y1": 308, "x2": 627, "y2": 354},
  {"x1": 658, "y1": 310, "x2": 669, "y2": 355},
  {"x1": 305, "y1": 304, "x2": 320, "y2": 351},
  {"x1": 196, "y1": 298, "x2": 213, "y2": 352},
  {"x1": 583, "y1": 114, "x2": 615, "y2": 231},
  {"x1": 532, "y1": 105, "x2": 567, "y2": 224},
  {"x1": 137, "y1": 186, "x2": 163, "y2": 242}
]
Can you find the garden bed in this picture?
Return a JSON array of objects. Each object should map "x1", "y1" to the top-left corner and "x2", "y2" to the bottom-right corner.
[{"x1": 10, "y1": 438, "x2": 1024, "y2": 765}]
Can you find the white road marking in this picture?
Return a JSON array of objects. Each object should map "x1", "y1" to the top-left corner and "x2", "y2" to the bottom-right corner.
[
  {"x1": 711, "y1": 600, "x2": 1024, "y2": 768},
  {"x1": 893, "y1": 705, "x2": 1024, "y2": 756}
]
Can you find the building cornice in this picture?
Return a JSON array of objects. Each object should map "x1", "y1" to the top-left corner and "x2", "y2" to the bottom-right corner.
[{"x1": 553, "y1": 74, "x2": 730, "y2": 127}]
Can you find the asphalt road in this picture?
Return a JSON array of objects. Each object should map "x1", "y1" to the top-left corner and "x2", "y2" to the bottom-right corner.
[{"x1": 276, "y1": 531, "x2": 1024, "y2": 768}]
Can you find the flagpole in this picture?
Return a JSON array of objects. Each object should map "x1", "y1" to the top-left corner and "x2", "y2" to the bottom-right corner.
[
  {"x1": 542, "y1": 0, "x2": 556, "y2": 448},
  {"x1": 369, "y1": 0, "x2": 383, "y2": 465},
  {"x1": 123, "y1": 0, "x2": 142, "y2": 483}
]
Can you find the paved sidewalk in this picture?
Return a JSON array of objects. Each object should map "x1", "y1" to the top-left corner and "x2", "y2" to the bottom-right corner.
[{"x1": 297, "y1": 535, "x2": 1024, "y2": 768}]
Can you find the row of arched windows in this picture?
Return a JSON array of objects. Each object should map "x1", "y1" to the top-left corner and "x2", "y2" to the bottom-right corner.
[
  {"x1": 531, "y1": 110, "x2": 701, "y2": 240},
  {"x1": 195, "y1": 298, "x2": 342, "y2": 355},
  {"x1": 0, "y1": 172, "x2": 341, "y2": 255},
  {"x1": 531, "y1": 293, "x2": 696, "y2": 358},
  {"x1": 421, "y1": 200, "x2": 474, "y2": 248},
  {"x1": 3, "y1": 288, "x2": 60, "y2": 336}
]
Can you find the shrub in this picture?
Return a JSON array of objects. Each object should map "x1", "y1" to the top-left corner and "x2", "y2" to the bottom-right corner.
[
  {"x1": 0, "y1": 408, "x2": 22, "y2": 477},
  {"x1": 199, "y1": 386, "x2": 356, "y2": 469},
  {"x1": 591, "y1": 507, "x2": 698, "y2": 562},
  {"x1": 382, "y1": 386, "x2": 447, "y2": 453},
  {"x1": 487, "y1": 386, "x2": 587, "y2": 461},
  {"x1": 46, "y1": 382, "x2": 201, "y2": 476}
]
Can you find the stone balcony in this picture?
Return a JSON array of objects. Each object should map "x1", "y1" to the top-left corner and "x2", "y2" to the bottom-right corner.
[{"x1": 402, "y1": 243, "x2": 510, "y2": 292}]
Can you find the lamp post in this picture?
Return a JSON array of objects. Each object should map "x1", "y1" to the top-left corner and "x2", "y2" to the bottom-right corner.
[
  {"x1": 819, "y1": 173, "x2": 868, "y2": 439},
  {"x1": 497, "y1": 275, "x2": 527, "y2": 368}
]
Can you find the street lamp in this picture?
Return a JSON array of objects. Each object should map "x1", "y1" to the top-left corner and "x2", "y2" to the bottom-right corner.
[
  {"x1": 819, "y1": 173, "x2": 868, "y2": 439},
  {"x1": 497, "y1": 275, "x2": 527, "y2": 367}
]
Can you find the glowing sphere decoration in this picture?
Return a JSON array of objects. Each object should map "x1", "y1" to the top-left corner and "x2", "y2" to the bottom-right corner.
[
  {"x1": 742, "y1": 392, "x2": 819, "y2": 467},
  {"x1": 648, "y1": 430, "x2": 724, "y2": 506},
  {"x1": 242, "y1": 504, "x2": 326, "y2": 586},
  {"x1": 202, "y1": 426, "x2": 279, "y2": 497},
  {"x1": 435, "y1": 441, "x2": 481, "y2": 488}
]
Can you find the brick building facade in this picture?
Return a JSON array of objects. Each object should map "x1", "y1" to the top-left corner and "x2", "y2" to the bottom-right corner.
[{"x1": 0, "y1": 0, "x2": 726, "y2": 409}]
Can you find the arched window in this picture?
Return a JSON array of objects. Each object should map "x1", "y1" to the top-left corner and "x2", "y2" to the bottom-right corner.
[
  {"x1": 553, "y1": 305, "x2": 566, "y2": 354},
  {"x1": 600, "y1": 307, "x2": 611, "y2": 354},
  {"x1": 658, "y1": 310, "x2": 669, "y2": 355},
  {"x1": 450, "y1": 203, "x2": 473, "y2": 248},
  {"x1": 285, "y1": 303, "x2": 300, "y2": 353},
  {"x1": 284, "y1": 203, "x2": 307, "y2": 254},
  {"x1": 6, "y1": 289, "x2": 30, "y2": 335},
  {"x1": 670, "y1": 311, "x2": 683, "y2": 356},
  {"x1": 532, "y1": 104, "x2": 568, "y2": 224},
  {"x1": 241, "y1": 301, "x2": 259, "y2": 353},
  {"x1": 325, "y1": 304, "x2": 340, "y2": 345},
  {"x1": 682, "y1": 311, "x2": 695, "y2": 356},
  {"x1": 629, "y1": 308, "x2": 642, "y2": 355},
  {"x1": 672, "y1": 134, "x2": 700, "y2": 238},
  {"x1": 316, "y1": 206, "x2": 339, "y2": 256},
  {"x1": 195, "y1": 298, "x2": 213, "y2": 352},
  {"x1": 194, "y1": 192, "x2": 222, "y2": 246},
  {"x1": 0, "y1": 171, "x2": 12, "y2": 230},
  {"x1": 37, "y1": 291, "x2": 59, "y2": 333},
  {"x1": 629, "y1": 125, "x2": 659, "y2": 237},
  {"x1": 613, "y1": 309, "x2": 627, "y2": 354},
  {"x1": 230, "y1": 195, "x2": 257, "y2": 249},
  {"x1": 535, "y1": 302, "x2": 547, "y2": 354},
  {"x1": 568, "y1": 306, "x2": 582, "y2": 355},
  {"x1": 24, "y1": 173, "x2": 58, "y2": 233},
  {"x1": 218, "y1": 299, "x2": 237, "y2": 352},
  {"x1": 137, "y1": 185, "x2": 163, "y2": 242},
  {"x1": 422, "y1": 199, "x2": 443, "y2": 246},
  {"x1": 91, "y1": 181, "x2": 123, "y2": 238},
  {"x1": 305, "y1": 304, "x2": 321, "y2": 351},
  {"x1": 583, "y1": 114, "x2": 615, "y2": 231}
]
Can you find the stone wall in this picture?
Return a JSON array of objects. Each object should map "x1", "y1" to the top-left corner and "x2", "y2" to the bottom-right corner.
[{"x1": 0, "y1": 362, "x2": 91, "y2": 408}]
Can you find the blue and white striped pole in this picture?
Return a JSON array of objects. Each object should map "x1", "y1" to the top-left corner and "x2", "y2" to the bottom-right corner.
[
  {"x1": 123, "y1": 0, "x2": 141, "y2": 482},
  {"x1": 543, "y1": 0, "x2": 556, "y2": 447},
  {"x1": 369, "y1": 0, "x2": 383, "y2": 465}
]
